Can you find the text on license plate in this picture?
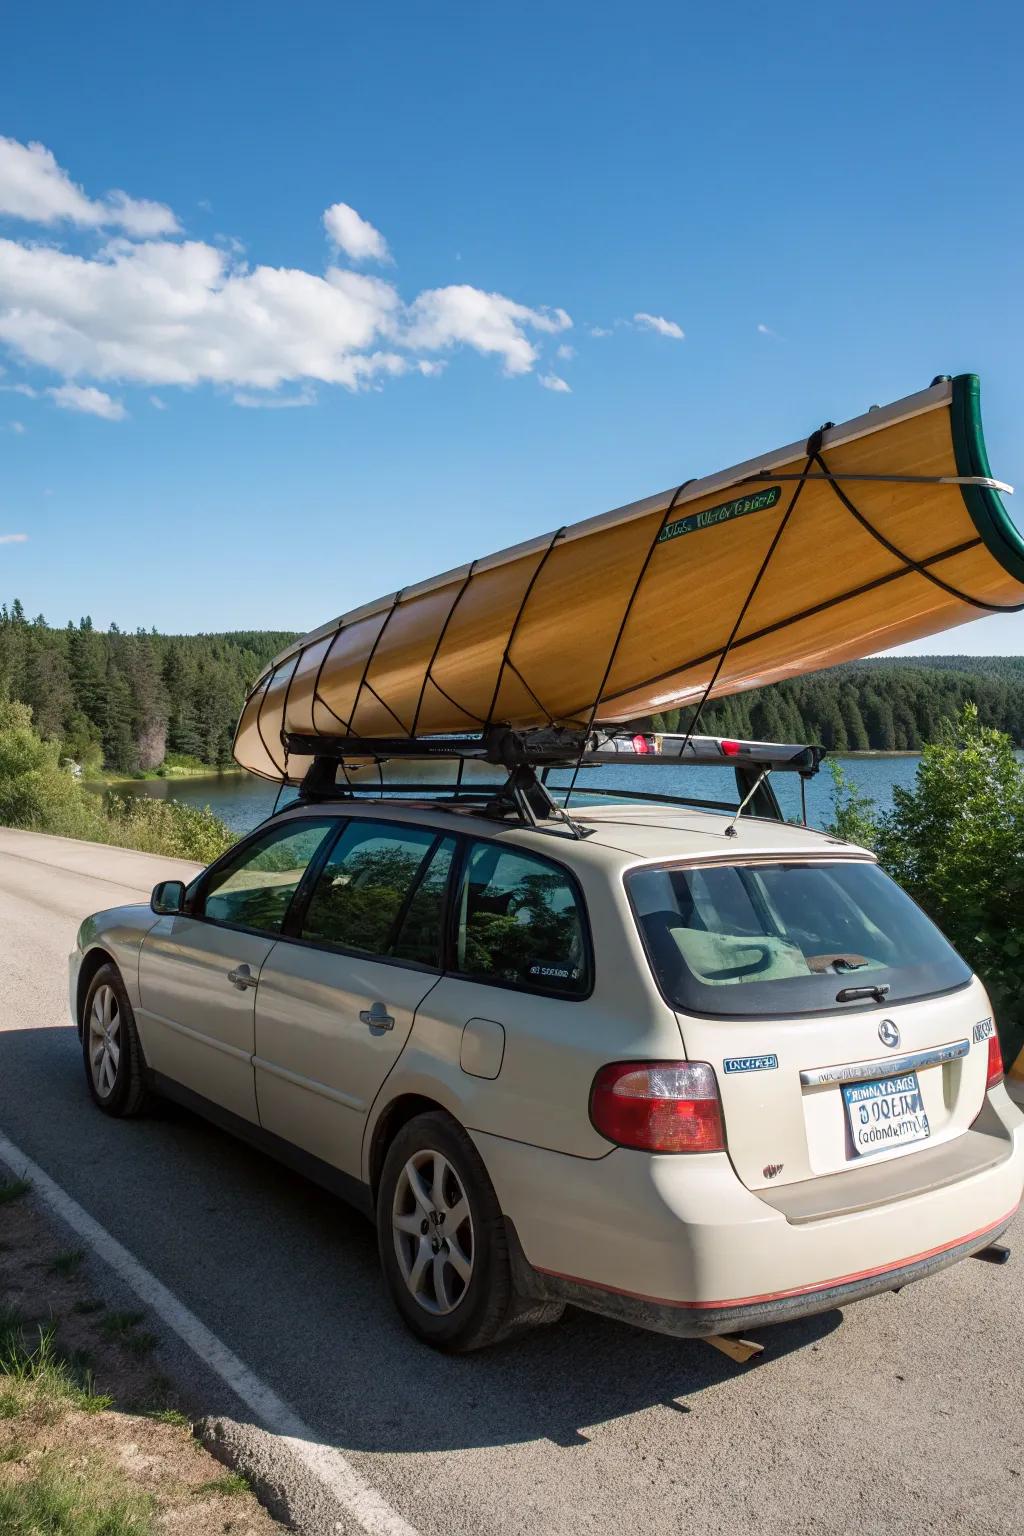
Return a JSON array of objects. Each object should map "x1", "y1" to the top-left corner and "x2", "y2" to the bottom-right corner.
[{"x1": 841, "y1": 1072, "x2": 930, "y2": 1157}]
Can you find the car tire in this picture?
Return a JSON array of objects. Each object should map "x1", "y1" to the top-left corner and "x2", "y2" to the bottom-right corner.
[
  {"x1": 82, "y1": 962, "x2": 152, "y2": 1118},
  {"x1": 377, "y1": 1110, "x2": 563, "y2": 1352}
]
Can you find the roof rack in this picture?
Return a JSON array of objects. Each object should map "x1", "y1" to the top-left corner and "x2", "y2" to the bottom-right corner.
[
  {"x1": 286, "y1": 725, "x2": 826, "y2": 831},
  {"x1": 285, "y1": 724, "x2": 824, "y2": 774}
]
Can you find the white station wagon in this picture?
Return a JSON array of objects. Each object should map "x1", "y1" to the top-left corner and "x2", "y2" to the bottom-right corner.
[{"x1": 70, "y1": 743, "x2": 1024, "y2": 1352}]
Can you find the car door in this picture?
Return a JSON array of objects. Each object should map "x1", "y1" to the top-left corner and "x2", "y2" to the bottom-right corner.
[
  {"x1": 253, "y1": 821, "x2": 456, "y2": 1178},
  {"x1": 137, "y1": 817, "x2": 337, "y2": 1123},
  {"x1": 405, "y1": 836, "x2": 603, "y2": 1154}
]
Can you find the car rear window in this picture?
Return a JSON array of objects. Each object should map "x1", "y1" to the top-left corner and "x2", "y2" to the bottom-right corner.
[{"x1": 627, "y1": 859, "x2": 971, "y2": 1017}]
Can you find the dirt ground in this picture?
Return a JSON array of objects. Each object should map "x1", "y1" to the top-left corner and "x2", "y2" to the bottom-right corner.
[{"x1": 0, "y1": 1182, "x2": 287, "y2": 1534}]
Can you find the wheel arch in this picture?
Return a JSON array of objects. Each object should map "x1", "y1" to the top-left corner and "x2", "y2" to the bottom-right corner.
[
  {"x1": 367, "y1": 1092, "x2": 453, "y2": 1201},
  {"x1": 75, "y1": 947, "x2": 120, "y2": 1036}
]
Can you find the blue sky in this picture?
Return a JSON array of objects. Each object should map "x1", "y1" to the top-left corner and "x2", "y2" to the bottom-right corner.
[{"x1": 1, "y1": 1, "x2": 1022, "y2": 655}]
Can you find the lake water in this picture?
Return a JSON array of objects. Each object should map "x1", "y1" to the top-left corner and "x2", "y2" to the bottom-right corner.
[{"x1": 97, "y1": 753, "x2": 925, "y2": 837}]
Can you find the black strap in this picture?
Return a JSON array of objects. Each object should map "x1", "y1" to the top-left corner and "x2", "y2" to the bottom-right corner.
[
  {"x1": 254, "y1": 666, "x2": 286, "y2": 778},
  {"x1": 483, "y1": 526, "x2": 567, "y2": 731},
  {"x1": 346, "y1": 588, "x2": 406, "y2": 736},
  {"x1": 563, "y1": 479, "x2": 695, "y2": 806},
  {"x1": 410, "y1": 559, "x2": 479, "y2": 736},
  {"x1": 811, "y1": 446, "x2": 1024, "y2": 615},
  {"x1": 679, "y1": 431, "x2": 824, "y2": 755}
]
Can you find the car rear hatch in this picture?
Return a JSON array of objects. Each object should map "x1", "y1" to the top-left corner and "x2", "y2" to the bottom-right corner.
[
  {"x1": 626, "y1": 854, "x2": 994, "y2": 1192},
  {"x1": 673, "y1": 986, "x2": 992, "y2": 1190}
]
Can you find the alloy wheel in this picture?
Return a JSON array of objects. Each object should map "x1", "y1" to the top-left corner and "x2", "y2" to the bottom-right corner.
[
  {"x1": 88, "y1": 983, "x2": 121, "y2": 1099},
  {"x1": 392, "y1": 1148, "x2": 474, "y2": 1315}
]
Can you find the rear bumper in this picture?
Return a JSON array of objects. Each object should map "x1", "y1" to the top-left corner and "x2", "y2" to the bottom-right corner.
[
  {"x1": 510, "y1": 1208, "x2": 1016, "y2": 1338},
  {"x1": 473, "y1": 1089, "x2": 1024, "y2": 1339}
]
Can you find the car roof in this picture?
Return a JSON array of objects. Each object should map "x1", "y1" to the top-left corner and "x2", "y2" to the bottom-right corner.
[{"x1": 269, "y1": 796, "x2": 869, "y2": 868}]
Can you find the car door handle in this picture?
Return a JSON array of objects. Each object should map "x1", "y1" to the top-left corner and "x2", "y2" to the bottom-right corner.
[
  {"x1": 359, "y1": 1001, "x2": 395, "y2": 1031},
  {"x1": 227, "y1": 964, "x2": 258, "y2": 990}
]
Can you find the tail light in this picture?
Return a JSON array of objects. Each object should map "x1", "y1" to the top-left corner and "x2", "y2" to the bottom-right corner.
[
  {"x1": 986, "y1": 1033, "x2": 1004, "y2": 1090},
  {"x1": 590, "y1": 1061, "x2": 725, "y2": 1153}
]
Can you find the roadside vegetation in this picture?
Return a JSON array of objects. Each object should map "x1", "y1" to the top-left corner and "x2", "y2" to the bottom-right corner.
[
  {"x1": 0, "y1": 698, "x2": 234, "y2": 862},
  {"x1": 828, "y1": 704, "x2": 1024, "y2": 1068},
  {"x1": 0, "y1": 1179, "x2": 283, "y2": 1533}
]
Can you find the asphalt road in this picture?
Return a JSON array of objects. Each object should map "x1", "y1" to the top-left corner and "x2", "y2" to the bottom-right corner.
[{"x1": 1, "y1": 826, "x2": 1022, "y2": 1536}]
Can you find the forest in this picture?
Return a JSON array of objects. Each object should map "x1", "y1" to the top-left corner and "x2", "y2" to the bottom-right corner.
[
  {"x1": 0, "y1": 599, "x2": 1022, "y2": 773},
  {"x1": 0, "y1": 600, "x2": 296, "y2": 773},
  {"x1": 651, "y1": 655, "x2": 1024, "y2": 752}
]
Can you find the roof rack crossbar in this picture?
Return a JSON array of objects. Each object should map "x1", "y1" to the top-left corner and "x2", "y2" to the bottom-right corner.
[{"x1": 283, "y1": 726, "x2": 826, "y2": 774}]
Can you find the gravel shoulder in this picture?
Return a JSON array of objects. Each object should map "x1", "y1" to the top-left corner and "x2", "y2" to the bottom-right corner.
[{"x1": 0, "y1": 1176, "x2": 285, "y2": 1534}]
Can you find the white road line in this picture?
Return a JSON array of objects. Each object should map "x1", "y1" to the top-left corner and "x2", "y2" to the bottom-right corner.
[{"x1": 0, "y1": 1128, "x2": 419, "y2": 1536}]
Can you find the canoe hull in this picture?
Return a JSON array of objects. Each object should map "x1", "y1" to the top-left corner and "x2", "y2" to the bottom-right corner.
[{"x1": 235, "y1": 374, "x2": 1024, "y2": 783}]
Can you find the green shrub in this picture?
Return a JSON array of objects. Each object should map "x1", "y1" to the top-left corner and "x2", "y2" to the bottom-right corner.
[
  {"x1": 827, "y1": 704, "x2": 1024, "y2": 1066},
  {"x1": 101, "y1": 796, "x2": 234, "y2": 864},
  {"x1": 0, "y1": 698, "x2": 235, "y2": 863},
  {"x1": 825, "y1": 759, "x2": 880, "y2": 848}
]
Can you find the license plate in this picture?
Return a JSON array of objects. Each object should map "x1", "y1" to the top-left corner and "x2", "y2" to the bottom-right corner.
[{"x1": 841, "y1": 1071, "x2": 930, "y2": 1157}]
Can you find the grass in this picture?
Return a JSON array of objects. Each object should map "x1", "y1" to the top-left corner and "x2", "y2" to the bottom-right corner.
[
  {"x1": 0, "y1": 1179, "x2": 30, "y2": 1206},
  {"x1": 0, "y1": 1310, "x2": 151, "y2": 1531},
  {"x1": 194, "y1": 1472, "x2": 250, "y2": 1496},
  {"x1": 0, "y1": 1316, "x2": 112, "y2": 1419},
  {"x1": 123, "y1": 1330, "x2": 158, "y2": 1359},
  {"x1": 99, "y1": 1310, "x2": 146, "y2": 1340},
  {"x1": 145, "y1": 1406, "x2": 190, "y2": 1428},
  {"x1": 0, "y1": 1457, "x2": 154, "y2": 1535},
  {"x1": 72, "y1": 1298, "x2": 106, "y2": 1316},
  {"x1": 50, "y1": 1248, "x2": 85, "y2": 1278}
]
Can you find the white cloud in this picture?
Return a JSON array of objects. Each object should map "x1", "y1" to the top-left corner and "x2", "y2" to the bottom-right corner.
[
  {"x1": 9, "y1": 420, "x2": 26, "y2": 433},
  {"x1": 588, "y1": 325, "x2": 612, "y2": 338},
  {"x1": 0, "y1": 137, "x2": 179, "y2": 236},
  {"x1": 634, "y1": 312, "x2": 685, "y2": 340},
  {"x1": 556, "y1": 343, "x2": 575, "y2": 360},
  {"x1": 539, "y1": 373, "x2": 571, "y2": 393},
  {"x1": 233, "y1": 386, "x2": 317, "y2": 409},
  {"x1": 149, "y1": 395, "x2": 167, "y2": 409},
  {"x1": 47, "y1": 383, "x2": 126, "y2": 419},
  {"x1": 405, "y1": 287, "x2": 570, "y2": 376},
  {"x1": 0, "y1": 140, "x2": 572, "y2": 401},
  {"x1": 0, "y1": 532, "x2": 27, "y2": 543},
  {"x1": 323, "y1": 202, "x2": 391, "y2": 263},
  {"x1": 757, "y1": 322, "x2": 781, "y2": 337}
]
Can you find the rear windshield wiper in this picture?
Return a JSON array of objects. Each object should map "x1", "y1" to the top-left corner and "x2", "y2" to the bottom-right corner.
[
  {"x1": 807, "y1": 953, "x2": 868, "y2": 974},
  {"x1": 836, "y1": 983, "x2": 891, "y2": 1004}
]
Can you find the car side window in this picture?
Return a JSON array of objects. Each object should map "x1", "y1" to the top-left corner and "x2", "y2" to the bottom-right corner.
[
  {"x1": 391, "y1": 836, "x2": 457, "y2": 968},
  {"x1": 454, "y1": 840, "x2": 590, "y2": 997},
  {"x1": 301, "y1": 822, "x2": 439, "y2": 958},
  {"x1": 201, "y1": 820, "x2": 335, "y2": 934}
]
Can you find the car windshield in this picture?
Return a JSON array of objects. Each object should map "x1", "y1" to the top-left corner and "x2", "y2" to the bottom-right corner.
[{"x1": 627, "y1": 859, "x2": 971, "y2": 1017}]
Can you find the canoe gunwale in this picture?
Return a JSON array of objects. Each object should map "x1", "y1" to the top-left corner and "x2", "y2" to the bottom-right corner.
[
  {"x1": 951, "y1": 372, "x2": 1024, "y2": 584},
  {"x1": 254, "y1": 378, "x2": 971, "y2": 684}
]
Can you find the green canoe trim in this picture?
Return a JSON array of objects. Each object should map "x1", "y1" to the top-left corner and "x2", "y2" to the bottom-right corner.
[{"x1": 951, "y1": 373, "x2": 1024, "y2": 585}]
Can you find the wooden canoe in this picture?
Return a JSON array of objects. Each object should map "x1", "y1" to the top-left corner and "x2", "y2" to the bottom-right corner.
[{"x1": 235, "y1": 373, "x2": 1024, "y2": 783}]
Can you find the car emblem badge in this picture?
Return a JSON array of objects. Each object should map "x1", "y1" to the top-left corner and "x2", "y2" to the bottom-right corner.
[{"x1": 878, "y1": 1019, "x2": 900, "y2": 1049}]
